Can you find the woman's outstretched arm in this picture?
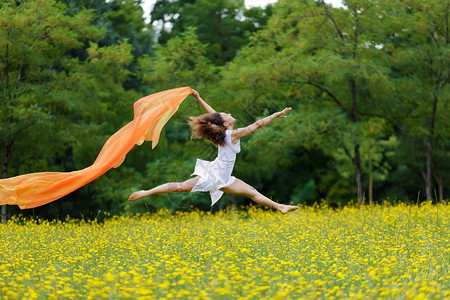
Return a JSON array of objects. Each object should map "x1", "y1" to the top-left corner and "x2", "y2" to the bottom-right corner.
[
  {"x1": 192, "y1": 89, "x2": 216, "y2": 113},
  {"x1": 231, "y1": 107, "x2": 292, "y2": 141}
]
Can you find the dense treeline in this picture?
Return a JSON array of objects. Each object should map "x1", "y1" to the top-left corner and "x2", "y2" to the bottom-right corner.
[{"x1": 1, "y1": 0, "x2": 448, "y2": 220}]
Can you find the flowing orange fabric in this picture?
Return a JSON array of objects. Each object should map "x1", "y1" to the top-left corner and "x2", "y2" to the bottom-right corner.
[{"x1": 0, "y1": 87, "x2": 193, "y2": 209}]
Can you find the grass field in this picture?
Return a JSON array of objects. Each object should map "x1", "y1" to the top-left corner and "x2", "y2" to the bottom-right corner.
[{"x1": 0, "y1": 202, "x2": 449, "y2": 299}]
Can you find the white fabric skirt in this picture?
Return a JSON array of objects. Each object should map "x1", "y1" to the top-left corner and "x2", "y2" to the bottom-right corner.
[{"x1": 191, "y1": 158, "x2": 236, "y2": 206}]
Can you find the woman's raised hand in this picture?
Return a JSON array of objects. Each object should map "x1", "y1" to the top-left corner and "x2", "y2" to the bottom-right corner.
[
  {"x1": 191, "y1": 89, "x2": 216, "y2": 113},
  {"x1": 274, "y1": 107, "x2": 292, "y2": 118},
  {"x1": 191, "y1": 89, "x2": 200, "y2": 99}
]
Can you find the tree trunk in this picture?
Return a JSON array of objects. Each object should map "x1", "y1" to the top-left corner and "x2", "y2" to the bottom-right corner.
[
  {"x1": 425, "y1": 93, "x2": 438, "y2": 200},
  {"x1": 438, "y1": 182, "x2": 443, "y2": 203},
  {"x1": 354, "y1": 144, "x2": 364, "y2": 204},
  {"x1": 348, "y1": 75, "x2": 363, "y2": 204},
  {"x1": 425, "y1": 138, "x2": 433, "y2": 201},
  {"x1": 425, "y1": 159, "x2": 433, "y2": 201},
  {"x1": 368, "y1": 146, "x2": 373, "y2": 205},
  {"x1": 434, "y1": 172, "x2": 444, "y2": 203},
  {"x1": 1, "y1": 142, "x2": 12, "y2": 225},
  {"x1": 1, "y1": 206, "x2": 6, "y2": 225}
]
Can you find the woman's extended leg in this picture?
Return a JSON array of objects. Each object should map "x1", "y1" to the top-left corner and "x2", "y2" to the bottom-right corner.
[
  {"x1": 220, "y1": 179, "x2": 298, "y2": 214},
  {"x1": 128, "y1": 176, "x2": 201, "y2": 201}
]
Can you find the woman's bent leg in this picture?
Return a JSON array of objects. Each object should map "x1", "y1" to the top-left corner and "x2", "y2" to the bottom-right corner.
[
  {"x1": 129, "y1": 176, "x2": 201, "y2": 201},
  {"x1": 220, "y1": 179, "x2": 298, "y2": 214}
]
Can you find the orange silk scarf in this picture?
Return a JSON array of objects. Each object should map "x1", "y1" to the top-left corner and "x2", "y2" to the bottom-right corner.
[{"x1": 0, "y1": 87, "x2": 193, "y2": 209}]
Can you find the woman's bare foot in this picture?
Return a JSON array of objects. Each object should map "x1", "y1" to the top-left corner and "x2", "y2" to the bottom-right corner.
[
  {"x1": 128, "y1": 190, "x2": 149, "y2": 201},
  {"x1": 278, "y1": 204, "x2": 298, "y2": 214}
]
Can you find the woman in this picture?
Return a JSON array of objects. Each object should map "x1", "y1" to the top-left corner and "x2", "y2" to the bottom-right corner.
[{"x1": 129, "y1": 90, "x2": 298, "y2": 214}]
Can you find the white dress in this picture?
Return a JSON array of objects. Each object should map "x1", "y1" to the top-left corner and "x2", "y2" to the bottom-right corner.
[{"x1": 191, "y1": 130, "x2": 241, "y2": 205}]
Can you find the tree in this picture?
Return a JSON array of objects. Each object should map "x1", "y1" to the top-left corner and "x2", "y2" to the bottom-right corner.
[
  {"x1": 138, "y1": 27, "x2": 215, "y2": 91},
  {"x1": 131, "y1": 28, "x2": 218, "y2": 211},
  {"x1": 376, "y1": 0, "x2": 449, "y2": 200},
  {"x1": 59, "y1": 0, "x2": 155, "y2": 90},
  {"x1": 150, "y1": 0, "x2": 272, "y2": 65},
  {"x1": 150, "y1": 0, "x2": 195, "y2": 43},
  {"x1": 0, "y1": 0, "x2": 137, "y2": 222},
  {"x1": 221, "y1": 0, "x2": 396, "y2": 203}
]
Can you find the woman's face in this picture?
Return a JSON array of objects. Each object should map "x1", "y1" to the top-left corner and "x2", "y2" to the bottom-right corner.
[{"x1": 220, "y1": 113, "x2": 236, "y2": 127}]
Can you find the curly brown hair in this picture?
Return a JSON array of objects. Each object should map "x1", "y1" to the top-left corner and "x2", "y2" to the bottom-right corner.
[{"x1": 188, "y1": 113, "x2": 227, "y2": 146}]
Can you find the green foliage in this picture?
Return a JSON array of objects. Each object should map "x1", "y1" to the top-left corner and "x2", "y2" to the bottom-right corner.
[
  {"x1": 0, "y1": 0, "x2": 100, "y2": 175},
  {"x1": 373, "y1": 0, "x2": 449, "y2": 200},
  {"x1": 1, "y1": 0, "x2": 449, "y2": 219},
  {"x1": 220, "y1": 0, "x2": 449, "y2": 204},
  {"x1": 59, "y1": 0, "x2": 155, "y2": 91},
  {"x1": 138, "y1": 27, "x2": 216, "y2": 91},
  {"x1": 0, "y1": 0, "x2": 140, "y2": 218},
  {"x1": 150, "y1": 0, "x2": 272, "y2": 65}
]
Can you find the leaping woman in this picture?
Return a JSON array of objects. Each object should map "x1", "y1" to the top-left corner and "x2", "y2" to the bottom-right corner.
[{"x1": 129, "y1": 90, "x2": 298, "y2": 214}]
